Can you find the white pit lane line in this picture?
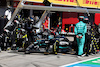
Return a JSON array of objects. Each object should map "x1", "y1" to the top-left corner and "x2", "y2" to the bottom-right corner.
[{"x1": 60, "y1": 57, "x2": 100, "y2": 67}]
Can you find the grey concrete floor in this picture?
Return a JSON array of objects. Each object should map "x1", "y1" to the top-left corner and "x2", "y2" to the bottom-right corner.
[{"x1": 0, "y1": 51, "x2": 100, "y2": 67}]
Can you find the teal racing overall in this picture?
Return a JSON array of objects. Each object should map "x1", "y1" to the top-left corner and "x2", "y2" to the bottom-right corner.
[{"x1": 74, "y1": 21, "x2": 87, "y2": 55}]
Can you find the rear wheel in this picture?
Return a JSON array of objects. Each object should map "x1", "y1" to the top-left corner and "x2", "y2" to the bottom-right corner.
[{"x1": 66, "y1": 46, "x2": 72, "y2": 53}]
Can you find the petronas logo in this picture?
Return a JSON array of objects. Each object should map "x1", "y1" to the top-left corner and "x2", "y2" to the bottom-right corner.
[
  {"x1": 73, "y1": 66, "x2": 91, "y2": 67},
  {"x1": 92, "y1": 59, "x2": 100, "y2": 63}
]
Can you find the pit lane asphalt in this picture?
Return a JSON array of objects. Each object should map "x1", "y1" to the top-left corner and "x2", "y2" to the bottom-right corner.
[{"x1": 0, "y1": 51, "x2": 100, "y2": 67}]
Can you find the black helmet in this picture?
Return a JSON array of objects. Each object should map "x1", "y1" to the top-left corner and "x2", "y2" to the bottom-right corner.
[{"x1": 79, "y1": 16, "x2": 84, "y2": 21}]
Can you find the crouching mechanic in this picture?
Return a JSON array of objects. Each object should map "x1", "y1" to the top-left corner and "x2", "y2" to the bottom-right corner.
[{"x1": 74, "y1": 16, "x2": 87, "y2": 58}]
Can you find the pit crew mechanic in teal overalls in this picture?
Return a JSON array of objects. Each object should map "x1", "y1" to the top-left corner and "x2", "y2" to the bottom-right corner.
[{"x1": 74, "y1": 16, "x2": 87, "y2": 57}]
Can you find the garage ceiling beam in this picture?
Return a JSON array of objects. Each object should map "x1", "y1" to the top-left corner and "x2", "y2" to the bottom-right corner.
[{"x1": 22, "y1": 4, "x2": 100, "y2": 13}]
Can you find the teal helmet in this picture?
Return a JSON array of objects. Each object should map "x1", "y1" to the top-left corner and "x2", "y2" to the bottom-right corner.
[{"x1": 84, "y1": 16, "x2": 89, "y2": 23}]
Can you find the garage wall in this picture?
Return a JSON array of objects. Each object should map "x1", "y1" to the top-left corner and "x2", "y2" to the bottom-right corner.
[
  {"x1": 62, "y1": 12, "x2": 79, "y2": 29},
  {"x1": 95, "y1": 13, "x2": 100, "y2": 25},
  {"x1": 0, "y1": 7, "x2": 7, "y2": 17}
]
